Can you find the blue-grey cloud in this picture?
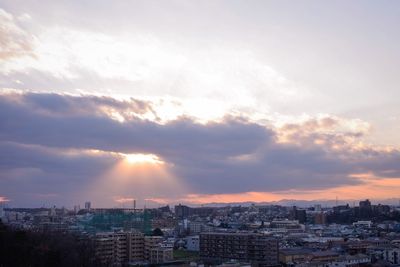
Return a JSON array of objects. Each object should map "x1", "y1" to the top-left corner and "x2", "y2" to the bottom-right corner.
[
  {"x1": 0, "y1": 92, "x2": 399, "y2": 206},
  {"x1": 0, "y1": 141, "x2": 117, "y2": 207}
]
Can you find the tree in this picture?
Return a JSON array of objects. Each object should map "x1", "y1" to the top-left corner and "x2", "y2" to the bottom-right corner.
[{"x1": 152, "y1": 228, "x2": 163, "y2": 236}]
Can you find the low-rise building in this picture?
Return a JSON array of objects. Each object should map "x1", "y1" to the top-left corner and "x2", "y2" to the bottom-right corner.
[
  {"x1": 150, "y1": 247, "x2": 173, "y2": 264},
  {"x1": 279, "y1": 248, "x2": 313, "y2": 266},
  {"x1": 327, "y1": 254, "x2": 371, "y2": 267},
  {"x1": 186, "y1": 235, "x2": 200, "y2": 251}
]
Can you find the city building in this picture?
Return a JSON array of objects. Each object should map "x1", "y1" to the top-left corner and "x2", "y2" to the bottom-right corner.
[
  {"x1": 144, "y1": 236, "x2": 163, "y2": 260},
  {"x1": 175, "y1": 204, "x2": 192, "y2": 219},
  {"x1": 200, "y1": 232, "x2": 279, "y2": 266},
  {"x1": 85, "y1": 201, "x2": 91, "y2": 210},
  {"x1": 74, "y1": 205, "x2": 80, "y2": 214},
  {"x1": 308, "y1": 251, "x2": 340, "y2": 263},
  {"x1": 188, "y1": 221, "x2": 204, "y2": 234},
  {"x1": 127, "y1": 231, "x2": 145, "y2": 261},
  {"x1": 314, "y1": 204, "x2": 322, "y2": 212},
  {"x1": 328, "y1": 254, "x2": 371, "y2": 267},
  {"x1": 279, "y1": 248, "x2": 313, "y2": 266},
  {"x1": 95, "y1": 232, "x2": 128, "y2": 266},
  {"x1": 94, "y1": 230, "x2": 172, "y2": 266},
  {"x1": 353, "y1": 221, "x2": 372, "y2": 228},
  {"x1": 186, "y1": 235, "x2": 200, "y2": 251},
  {"x1": 49, "y1": 206, "x2": 56, "y2": 216},
  {"x1": 314, "y1": 212, "x2": 327, "y2": 225},
  {"x1": 94, "y1": 231, "x2": 144, "y2": 266},
  {"x1": 270, "y1": 220, "x2": 302, "y2": 231},
  {"x1": 150, "y1": 247, "x2": 173, "y2": 264},
  {"x1": 383, "y1": 247, "x2": 400, "y2": 265},
  {"x1": 291, "y1": 206, "x2": 307, "y2": 224},
  {"x1": 0, "y1": 204, "x2": 4, "y2": 220}
]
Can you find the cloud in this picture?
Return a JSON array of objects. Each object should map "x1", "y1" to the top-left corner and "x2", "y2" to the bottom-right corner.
[
  {"x1": 0, "y1": 92, "x2": 399, "y2": 206},
  {"x1": 0, "y1": 141, "x2": 118, "y2": 206},
  {"x1": 0, "y1": 18, "x2": 308, "y2": 120},
  {"x1": 0, "y1": 9, "x2": 35, "y2": 61},
  {"x1": 11, "y1": 91, "x2": 156, "y2": 121},
  {"x1": 0, "y1": 196, "x2": 10, "y2": 203},
  {"x1": 276, "y1": 115, "x2": 372, "y2": 151},
  {"x1": 114, "y1": 197, "x2": 135, "y2": 204},
  {"x1": 0, "y1": 92, "x2": 269, "y2": 157}
]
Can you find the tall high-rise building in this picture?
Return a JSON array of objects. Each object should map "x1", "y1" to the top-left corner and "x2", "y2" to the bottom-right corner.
[
  {"x1": 85, "y1": 201, "x2": 91, "y2": 210},
  {"x1": 74, "y1": 205, "x2": 80, "y2": 214},
  {"x1": 359, "y1": 199, "x2": 372, "y2": 218},
  {"x1": 175, "y1": 204, "x2": 191, "y2": 219},
  {"x1": 0, "y1": 204, "x2": 4, "y2": 220},
  {"x1": 359, "y1": 199, "x2": 371, "y2": 209},
  {"x1": 314, "y1": 204, "x2": 322, "y2": 212},
  {"x1": 291, "y1": 206, "x2": 307, "y2": 224},
  {"x1": 49, "y1": 205, "x2": 56, "y2": 216}
]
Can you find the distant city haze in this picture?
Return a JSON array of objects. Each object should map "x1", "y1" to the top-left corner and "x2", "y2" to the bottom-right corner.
[{"x1": 1, "y1": 0, "x2": 400, "y2": 208}]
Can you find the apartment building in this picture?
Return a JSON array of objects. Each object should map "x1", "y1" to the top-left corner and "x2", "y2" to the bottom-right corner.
[
  {"x1": 95, "y1": 231, "x2": 145, "y2": 266},
  {"x1": 144, "y1": 236, "x2": 163, "y2": 260},
  {"x1": 200, "y1": 232, "x2": 279, "y2": 267}
]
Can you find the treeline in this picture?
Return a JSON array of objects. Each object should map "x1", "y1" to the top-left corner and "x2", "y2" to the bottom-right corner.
[{"x1": 0, "y1": 222, "x2": 98, "y2": 267}]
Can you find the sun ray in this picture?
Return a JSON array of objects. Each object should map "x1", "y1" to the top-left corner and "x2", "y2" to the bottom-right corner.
[{"x1": 122, "y1": 153, "x2": 164, "y2": 165}]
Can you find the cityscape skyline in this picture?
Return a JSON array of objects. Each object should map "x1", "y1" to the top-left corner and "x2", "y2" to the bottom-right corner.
[{"x1": 1, "y1": 1, "x2": 400, "y2": 207}]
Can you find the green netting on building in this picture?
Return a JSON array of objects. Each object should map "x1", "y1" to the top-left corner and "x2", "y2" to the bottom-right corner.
[{"x1": 78, "y1": 210, "x2": 152, "y2": 235}]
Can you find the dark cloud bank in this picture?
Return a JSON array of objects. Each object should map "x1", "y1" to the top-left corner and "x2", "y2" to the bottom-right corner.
[{"x1": 0, "y1": 92, "x2": 399, "y2": 206}]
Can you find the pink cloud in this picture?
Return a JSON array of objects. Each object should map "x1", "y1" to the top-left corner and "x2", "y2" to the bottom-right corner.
[
  {"x1": 114, "y1": 197, "x2": 135, "y2": 204},
  {"x1": 0, "y1": 196, "x2": 10, "y2": 202}
]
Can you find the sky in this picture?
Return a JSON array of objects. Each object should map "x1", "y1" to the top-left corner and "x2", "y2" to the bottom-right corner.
[{"x1": 0, "y1": 0, "x2": 400, "y2": 208}]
